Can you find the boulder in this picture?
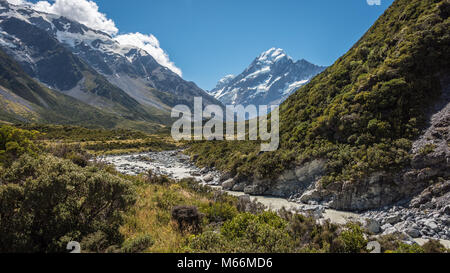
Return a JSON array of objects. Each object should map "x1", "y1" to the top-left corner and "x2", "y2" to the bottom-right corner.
[
  {"x1": 385, "y1": 214, "x2": 401, "y2": 225},
  {"x1": 381, "y1": 223, "x2": 393, "y2": 231},
  {"x1": 219, "y1": 172, "x2": 232, "y2": 182},
  {"x1": 238, "y1": 195, "x2": 251, "y2": 204},
  {"x1": 423, "y1": 219, "x2": 438, "y2": 230},
  {"x1": 244, "y1": 185, "x2": 266, "y2": 195},
  {"x1": 232, "y1": 182, "x2": 246, "y2": 192},
  {"x1": 222, "y1": 179, "x2": 235, "y2": 190},
  {"x1": 365, "y1": 219, "x2": 381, "y2": 234},
  {"x1": 443, "y1": 205, "x2": 450, "y2": 215},
  {"x1": 382, "y1": 226, "x2": 398, "y2": 236},
  {"x1": 203, "y1": 174, "x2": 214, "y2": 183},
  {"x1": 405, "y1": 228, "x2": 421, "y2": 238},
  {"x1": 299, "y1": 189, "x2": 322, "y2": 204}
]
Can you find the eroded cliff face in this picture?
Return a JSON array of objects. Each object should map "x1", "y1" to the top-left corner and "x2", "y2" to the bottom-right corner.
[{"x1": 223, "y1": 77, "x2": 450, "y2": 211}]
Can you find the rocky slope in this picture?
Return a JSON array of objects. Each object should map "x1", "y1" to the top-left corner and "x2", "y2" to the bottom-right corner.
[{"x1": 210, "y1": 48, "x2": 325, "y2": 107}]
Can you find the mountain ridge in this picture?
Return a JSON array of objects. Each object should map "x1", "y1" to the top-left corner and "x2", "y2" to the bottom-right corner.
[{"x1": 0, "y1": 0, "x2": 222, "y2": 125}]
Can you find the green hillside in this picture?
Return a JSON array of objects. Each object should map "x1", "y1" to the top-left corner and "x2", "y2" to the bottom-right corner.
[
  {"x1": 188, "y1": 0, "x2": 450, "y2": 185},
  {"x1": 0, "y1": 48, "x2": 165, "y2": 133}
]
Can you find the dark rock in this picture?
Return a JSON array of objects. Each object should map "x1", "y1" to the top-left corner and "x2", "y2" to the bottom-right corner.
[
  {"x1": 405, "y1": 228, "x2": 420, "y2": 238},
  {"x1": 386, "y1": 215, "x2": 401, "y2": 225},
  {"x1": 244, "y1": 185, "x2": 266, "y2": 195},
  {"x1": 232, "y1": 182, "x2": 246, "y2": 192}
]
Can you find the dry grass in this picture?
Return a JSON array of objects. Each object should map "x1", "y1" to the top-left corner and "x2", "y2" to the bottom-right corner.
[{"x1": 119, "y1": 180, "x2": 212, "y2": 253}]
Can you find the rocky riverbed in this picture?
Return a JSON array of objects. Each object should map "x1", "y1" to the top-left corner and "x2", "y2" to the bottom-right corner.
[{"x1": 99, "y1": 150, "x2": 450, "y2": 246}]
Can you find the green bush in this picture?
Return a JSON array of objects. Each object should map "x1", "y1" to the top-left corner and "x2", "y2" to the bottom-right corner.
[
  {"x1": 0, "y1": 125, "x2": 39, "y2": 166},
  {"x1": 0, "y1": 154, "x2": 136, "y2": 253},
  {"x1": 48, "y1": 143, "x2": 91, "y2": 167},
  {"x1": 122, "y1": 234, "x2": 154, "y2": 253},
  {"x1": 200, "y1": 202, "x2": 239, "y2": 224},
  {"x1": 154, "y1": 190, "x2": 184, "y2": 210},
  {"x1": 390, "y1": 243, "x2": 425, "y2": 253},
  {"x1": 337, "y1": 223, "x2": 368, "y2": 253},
  {"x1": 220, "y1": 212, "x2": 293, "y2": 253},
  {"x1": 188, "y1": 231, "x2": 231, "y2": 253}
]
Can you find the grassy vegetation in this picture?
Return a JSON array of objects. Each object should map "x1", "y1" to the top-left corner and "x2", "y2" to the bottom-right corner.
[
  {"x1": 188, "y1": 0, "x2": 450, "y2": 186},
  {"x1": 14, "y1": 124, "x2": 179, "y2": 155},
  {"x1": 1, "y1": 124, "x2": 448, "y2": 253}
]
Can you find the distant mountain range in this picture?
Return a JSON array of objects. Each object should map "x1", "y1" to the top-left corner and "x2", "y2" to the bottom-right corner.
[
  {"x1": 210, "y1": 48, "x2": 326, "y2": 107},
  {"x1": 0, "y1": 0, "x2": 220, "y2": 131}
]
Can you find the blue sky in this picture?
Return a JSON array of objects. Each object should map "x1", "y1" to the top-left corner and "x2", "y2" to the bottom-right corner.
[{"x1": 30, "y1": 0, "x2": 394, "y2": 90}]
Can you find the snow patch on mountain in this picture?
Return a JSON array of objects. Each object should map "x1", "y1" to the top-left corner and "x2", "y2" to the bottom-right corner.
[
  {"x1": 1, "y1": 0, "x2": 182, "y2": 76},
  {"x1": 210, "y1": 48, "x2": 326, "y2": 107}
]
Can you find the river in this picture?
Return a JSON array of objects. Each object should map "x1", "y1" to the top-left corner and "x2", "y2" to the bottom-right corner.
[
  {"x1": 99, "y1": 150, "x2": 450, "y2": 248},
  {"x1": 99, "y1": 150, "x2": 362, "y2": 225}
]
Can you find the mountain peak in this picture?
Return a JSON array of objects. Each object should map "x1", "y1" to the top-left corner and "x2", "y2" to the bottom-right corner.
[
  {"x1": 211, "y1": 48, "x2": 326, "y2": 108},
  {"x1": 256, "y1": 48, "x2": 290, "y2": 64},
  {"x1": 214, "y1": 74, "x2": 235, "y2": 89}
]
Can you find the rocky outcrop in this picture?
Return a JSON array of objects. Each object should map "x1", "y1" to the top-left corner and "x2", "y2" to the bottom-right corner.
[{"x1": 238, "y1": 159, "x2": 326, "y2": 198}]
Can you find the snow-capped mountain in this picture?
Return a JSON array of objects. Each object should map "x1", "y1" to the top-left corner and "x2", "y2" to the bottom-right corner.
[
  {"x1": 210, "y1": 48, "x2": 326, "y2": 106},
  {"x1": 0, "y1": 0, "x2": 220, "y2": 113}
]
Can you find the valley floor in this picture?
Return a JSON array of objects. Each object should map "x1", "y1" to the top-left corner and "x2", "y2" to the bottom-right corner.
[
  {"x1": 1, "y1": 124, "x2": 448, "y2": 253},
  {"x1": 99, "y1": 150, "x2": 450, "y2": 248}
]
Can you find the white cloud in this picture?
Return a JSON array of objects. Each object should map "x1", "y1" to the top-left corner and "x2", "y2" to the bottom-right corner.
[
  {"x1": 115, "y1": 33, "x2": 182, "y2": 77},
  {"x1": 33, "y1": 0, "x2": 118, "y2": 35},
  {"x1": 6, "y1": 0, "x2": 182, "y2": 76}
]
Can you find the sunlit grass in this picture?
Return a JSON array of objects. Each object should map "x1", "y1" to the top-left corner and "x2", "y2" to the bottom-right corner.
[{"x1": 119, "y1": 177, "x2": 214, "y2": 253}]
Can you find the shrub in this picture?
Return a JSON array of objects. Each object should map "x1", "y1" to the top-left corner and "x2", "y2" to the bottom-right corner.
[
  {"x1": 172, "y1": 206, "x2": 203, "y2": 234},
  {"x1": 188, "y1": 231, "x2": 231, "y2": 253},
  {"x1": 47, "y1": 143, "x2": 91, "y2": 167},
  {"x1": 422, "y1": 240, "x2": 448, "y2": 253},
  {"x1": 389, "y1": 243, "x2": 425, "y2": 254},
  {"x1": 337, "y1": 223, "x2": 368, "y2": 253},
  {"x1": 122, "y1": 234, "x2": 154, "y2": 253},
  {"x1": 0, "y1": 154, "x2": 136, "y2": 253},
  {"x1": 146, "y1": 170, "x2": 172, "y2": 185},
  {"x1": 221, "y1": 212, "x2": 292, "y2": 253},
  {"x1": 155, "y1": 189, "x2": 183, "y2": 210},
  {"x1": 236, "y1": 195, "x2": 266, "y2": 214},
  {"x1": 0, "y1": 125, "x2": 38, "y2": 166},
  {"x1": 200, "y1": 202, "x2": 238, "y2": 224},
  {"x1": 80, "y1": 231, "x2": 111, "y2": 253}
]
